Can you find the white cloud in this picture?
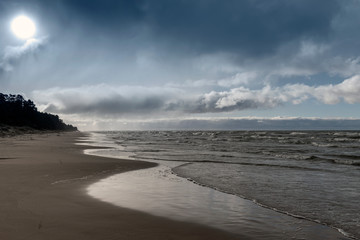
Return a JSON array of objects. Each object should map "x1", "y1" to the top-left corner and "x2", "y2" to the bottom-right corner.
[
  {"x1": 0, "y1": 37, "x2": 47, "y2": 72},
  {"x1": 31, "y1": 75, "x2": 360, "y2": 120},
  {"x1": 314, "y1": 75, "x2": 360, "y2": 104},
  {"x1": 192, "y1": 75, "x2": 360, "y2": 112},
  {"x1": 217, "y1": 72, "x2": 257, "y2": 87}
]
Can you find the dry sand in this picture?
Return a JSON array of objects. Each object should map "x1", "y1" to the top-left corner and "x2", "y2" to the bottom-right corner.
[{"x1": 0, "y1": 132, "x2": 242, "y2": 240}]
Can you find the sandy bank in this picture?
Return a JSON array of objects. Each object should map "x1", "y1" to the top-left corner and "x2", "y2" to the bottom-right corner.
[{"x1": 0, "y1": 132, "x2": 240, "y2": 240}]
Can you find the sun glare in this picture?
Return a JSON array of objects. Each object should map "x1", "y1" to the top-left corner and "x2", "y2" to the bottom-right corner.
[{"x1": 11, "y1": 15, "x2": 36, "y2": 39}]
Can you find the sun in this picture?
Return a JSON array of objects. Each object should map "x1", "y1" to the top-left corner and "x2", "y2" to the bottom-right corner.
[{"x1": 11, "y1": 15, "x2": 36, "y2": 39}]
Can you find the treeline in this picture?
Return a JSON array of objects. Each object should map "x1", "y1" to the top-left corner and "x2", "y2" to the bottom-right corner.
[{"x1": 0, "y1": 93, "x2": 77, "y2": 131}]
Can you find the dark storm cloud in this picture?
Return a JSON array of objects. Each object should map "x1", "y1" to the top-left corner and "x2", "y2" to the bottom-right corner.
[
  {"x1": 62, "y1": 0, "x2": 144, "y2": 23},
  {"x1": 1, "y1": 0, "x2": 349, "y2": 91},
  {"x1": 15, "y1": 0, "x2": 341, "y2": 57},
  {"x1": 142, "y1": 0, "x2": 340, "y2": 56}
]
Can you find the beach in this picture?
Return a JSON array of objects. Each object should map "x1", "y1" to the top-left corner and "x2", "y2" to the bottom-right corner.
[
  {"x1": 0, "y1": 132, "x2": 239, "y2": 240},
  {"x1": 2, "y1": 0, "x2": 360, "y2": 239}
]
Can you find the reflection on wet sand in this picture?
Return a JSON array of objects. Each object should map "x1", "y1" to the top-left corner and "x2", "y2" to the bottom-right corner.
[{"x1": 87, "y1": 163, "x2": 349, "y2": 240}]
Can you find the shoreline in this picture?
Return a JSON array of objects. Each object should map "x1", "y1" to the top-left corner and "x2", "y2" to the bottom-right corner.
[
  {"x1": 84, "y1": 131, "x2": 355, "y2": 240},
  {"x1": 0, "y1": 132, "x2": 240, "y2": 239},
  {"x1": 172, "y1": 168, "x2": 355, "y2": 239}
]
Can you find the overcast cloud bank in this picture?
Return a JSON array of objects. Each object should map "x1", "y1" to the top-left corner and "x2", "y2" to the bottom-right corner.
[{"x1": 33, "y1": 75, "x2": 360, "y2": 118}]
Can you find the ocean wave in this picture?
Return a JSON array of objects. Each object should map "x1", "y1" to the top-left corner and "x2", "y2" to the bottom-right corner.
[
  {"x1": 311, "y1": 142, "x2": 338, "y2": 148},
  {"x1": 135, "y1": 155, "x2": 332, "y2": 172},
  {"x1": 172, "y1": 166, "x2": 356, "y2": 240},
  {"x1": 308, "y1": 155, "x2": 360, "y2": 166},
  {"x1": 290, "y1": 132, "x2": 308, "y2": 135}
]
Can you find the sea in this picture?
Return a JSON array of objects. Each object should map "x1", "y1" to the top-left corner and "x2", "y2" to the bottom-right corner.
[{"x1": 82, "y1": 131, "x2": 360, "y2": 240}]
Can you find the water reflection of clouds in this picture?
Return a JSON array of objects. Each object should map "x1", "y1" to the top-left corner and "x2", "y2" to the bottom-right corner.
[{"x1": 87, "y1": 165, "x2": 346, "y2": 240}]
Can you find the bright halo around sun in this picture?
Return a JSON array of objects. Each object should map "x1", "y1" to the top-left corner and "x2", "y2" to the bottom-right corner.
[{"x1": 11, "y1": 15, "x2": 36, "y2": 39}]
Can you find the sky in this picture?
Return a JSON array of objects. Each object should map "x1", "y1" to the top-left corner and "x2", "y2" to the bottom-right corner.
[{"x1": 1, "y1": 0, "x2": 360, "y2": 130}]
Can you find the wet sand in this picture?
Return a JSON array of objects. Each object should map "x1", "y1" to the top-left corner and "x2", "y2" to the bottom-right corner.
[{"x1": 0, "y1": 132, "x2": 240, "y2": 240}]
